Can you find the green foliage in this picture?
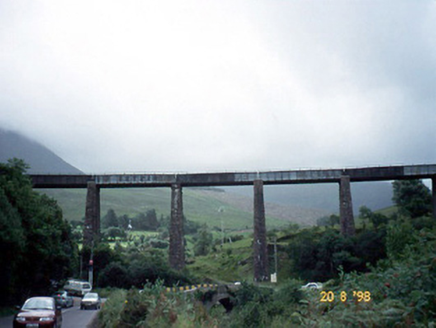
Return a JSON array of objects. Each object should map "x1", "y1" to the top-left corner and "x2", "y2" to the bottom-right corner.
[
  {"x1": 392, "y1": 179, "x2": 432, "y2": 218},
  {"x1": 102, "y1": 227, "x2": 126, "y2": 241},
  {"x1": 148, "y1": 238, "x2": 169, "y2": 249},
  {"x1": 286, "y1": 228, "x2": 384, "y2": 282},
  {"x1": 98, "y1": 281, "x2": 219, "y2": 328},
  {"x1": 353, "y1": 229, "x2": 386, "y2": 267},
  {"x1": 96, "y1": 242, "x2": 193, "y2": 289},
  {"x1": 102, "y1": 208, "x2": 118, "y2": 229},
  {"x1": 274, "y1": 279, "x2": 304, "y2": 306},
  {"x1": 183, "y1": 215, "x2": 201, "y2": 235},
  {"x1": 359, "y1": 205, "x2": 389, "y2": 229},
  {"x1": 98, "y1": 262, "x2": 130, "y2": 289},
  {"x1": 97, "y1": 289, "x2": 127, "y2": 328},
  {"x1": 317, "y1": 214, "x2": 339, "y2": 227},
  {"x1": 386, "y1": 220, "x2": 415, "y2": 261},
  {"x1": 193, "y1": 224, "x2": 214, "y2": 256},
  {"x1": 0, "y1": 188, "x2": 25, "y2": 301},
  {"x1": 0, "y1": 159, "x2": 77, "y2": 305},
  {"x1": 98, "y1": 177, "x2": 436, "y2": 327},
  {"x1": 227, "y1": 281, "x2": 303, "y2": 328},
  {"x1": 411, "y1": 215, "x2": 436, "y2": 231}
]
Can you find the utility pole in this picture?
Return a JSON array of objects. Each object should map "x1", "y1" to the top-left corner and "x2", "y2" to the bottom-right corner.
[
  {"x1": 218, "y1": 207, "x2": 224, "y2": 247},
  {"x1": 274, "y1": 237, "x2": 278, "y2": 277},
  {"x1": 270, "y1": 236, "x2": 278, "y2": 283},
  {"x1": 89, "y1": 240, "x2": 94, "y2": 287},
  {"x1": 79, "y1": 253, "x2": 83, "y2": 280}
]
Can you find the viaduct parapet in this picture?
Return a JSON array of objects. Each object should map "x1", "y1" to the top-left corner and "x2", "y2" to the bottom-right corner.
[{"x1": 29, "y1": 164, "x2": 436, "y2": 280}]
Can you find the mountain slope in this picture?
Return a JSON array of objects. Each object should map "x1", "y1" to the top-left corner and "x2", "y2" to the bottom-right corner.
[
  {"x1": 226, "y1": 180, "x2": 393, "y2": 213},
  {"x1": 0, "y1": 128, "x2": 83, "y2": 174},
  {"x1": 39, "y1": 187, "x2": 330, "y2": 230}
]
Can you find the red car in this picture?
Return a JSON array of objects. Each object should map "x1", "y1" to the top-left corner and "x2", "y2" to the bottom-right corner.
[{"x1": 13, "y1": 297, "x2": 62, "y2": 328}]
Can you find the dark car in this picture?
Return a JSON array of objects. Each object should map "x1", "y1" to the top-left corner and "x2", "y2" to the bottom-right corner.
[
  {"x1": 13, "y1": 296, "x2": 62, "y2": 328},
  {"x1": 52, "y1": 291, "x2": 74, "y2": 308},
  {"x1": 80, "y1": 292, "x2": 101, "y2": 310}
]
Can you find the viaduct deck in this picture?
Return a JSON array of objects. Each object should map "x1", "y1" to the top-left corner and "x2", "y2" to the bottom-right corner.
[{"x1": 30, "y1": 164, "x2": 436, "y2": 188}]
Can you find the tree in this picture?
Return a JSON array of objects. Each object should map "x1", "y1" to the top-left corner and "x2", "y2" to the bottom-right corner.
[
  {"x1": 392, "y1": 180, "x2": 432, "y2": 218},
  {"x1": 103, "y1": 227, "x2": 126, "y2": 241},
  {"x1": 193, "y1": 224, "x2": 213, "y2": 256},
  {"x1": 93, "y1": 243, "x2": 119, "y2": 287},
  {"x1": 0, "y1": 188, "x2": 25, "y2": 305},
  {"x1": 145, "y1": 209, "x2": 159, "y2": 230},
  {"x1": 359, "y1": 206, "x2": 388, "y2": 230},
  {"x1": 317, "y1": 215, "x2": 339, "y2": 228},
  {"x1": 98, "y1": 262, "x2": 130, "y2": 288},
  {"x1": 132, "y1": 209, "x2": 160, "y2": 231},
  {"x1": 0, "y1": 158, "x2": 77, "y2": 304},
  {"x1": 102, "y1": 209, "x2": 118, "y2": 228}
]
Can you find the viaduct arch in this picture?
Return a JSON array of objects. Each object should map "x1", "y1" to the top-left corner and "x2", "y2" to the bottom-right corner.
[{"x1": 30, "y1": 164, "x2": 436, "y2": 282}]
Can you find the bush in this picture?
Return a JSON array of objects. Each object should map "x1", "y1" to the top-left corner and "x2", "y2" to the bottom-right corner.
[
  {"x1": 386, "y1": 220, "x2": 415, "y2": 261},
  {"x1": 98, "y1": 262, "x2": 130, "y2": 289},
  {"x1": 97, "y1": 289, "x2": 126, "y2": 328},
  {"x1": 98, "y1": 281, "x2": 220, "y2": 328}
]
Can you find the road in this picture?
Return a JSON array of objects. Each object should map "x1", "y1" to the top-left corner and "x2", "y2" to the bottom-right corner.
[{"x1": 0, "y1": 297, "x2": 100, "y2": 328}]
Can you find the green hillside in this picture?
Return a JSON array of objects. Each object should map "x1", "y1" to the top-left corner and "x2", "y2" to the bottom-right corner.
[{"x1": 38, "y1": 187, "x2": 328, "y2": 231}]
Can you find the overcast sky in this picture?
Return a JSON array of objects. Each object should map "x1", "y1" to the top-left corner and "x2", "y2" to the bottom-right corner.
[{"x1": 1, "y1": 1, "x2": 435, "y2": 174}]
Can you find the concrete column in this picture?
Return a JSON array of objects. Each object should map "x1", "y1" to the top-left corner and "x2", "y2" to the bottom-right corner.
[
  {"x1": 432, "y1": 177, "x2": 436, "y2": 219},
  {"x1": 339, "y1": 175, "x2": 355, "y2": 236},
  {"x1": 83, "y1": 181, "x2": 100, "y2": 247},
  {"x1": 253, "y1": 180, "x2": 269, "y2": 282},
  {"x1": 169, "y1": 184, "x2": 185, "y2": 270}
]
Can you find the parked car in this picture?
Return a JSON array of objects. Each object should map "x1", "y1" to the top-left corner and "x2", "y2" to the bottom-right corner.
[
  {"x1": 80, "y1": 292, "x2": 101, "y2": 310},
  {"x1": 63, "y1": 279, "x2": 92, "y2": 296},
  {"x1": 13, "y1": 296, "x2": 62, "y2": 328},
  {"x1": 52, "y1": 290, "x2": 74, "y2": 308},
  {"x1": 301, "y1": 282, "x2": 323, "y2": 290}
]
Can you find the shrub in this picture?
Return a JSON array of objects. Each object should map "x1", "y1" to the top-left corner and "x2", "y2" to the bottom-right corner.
[
  {"x1": 386, "y1": 220, "x2": 415, "y2": 261},
  {"x1": 97, "y1": 289, "x2": 126, "y2": 328},
  {"x1": 98, "y1": 262, "x2": 130, "y2": 289}
]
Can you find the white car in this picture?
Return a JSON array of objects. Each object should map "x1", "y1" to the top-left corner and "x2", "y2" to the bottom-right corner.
[
  {"x1": 80, "y1": 292, "x2": 101, "y2": 310},
  {"x1": 63, "y1": 279, "x2": 92, "y2": 296},
  {"x1": 301, "y1": 282, "x2": 323, "y2": 290}
]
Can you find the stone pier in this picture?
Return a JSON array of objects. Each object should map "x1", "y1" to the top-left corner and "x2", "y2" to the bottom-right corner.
[
  {"x1": 432, "y1": 177, "x2": 436, "y2": 219},
  {"x1": 169, "y1": 184, "x2": 185, "y2": 270},
  {"x1": 83, "y1": 181, "x2": 100, "y2": 247},
  {"x1": 253, "y1": 180, "x2": 269, "y2": 281},
  {"x1": 339, "y1": 175, "x2": 355, "y2": 236}
]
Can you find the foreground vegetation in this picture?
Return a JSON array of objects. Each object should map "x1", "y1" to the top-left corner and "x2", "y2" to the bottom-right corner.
[
  {"x1": 0, "y1": 159, "x2": 76, "y2": 306},
  {"x1": 97, "y1": 217, "x2": 436, "y2": 327},
  {"x1": 95, "y1": 179, "x2": 436, "y2": 327}
]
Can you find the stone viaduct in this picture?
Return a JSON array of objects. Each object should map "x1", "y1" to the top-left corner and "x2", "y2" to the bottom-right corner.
[{"x1": 30, "y1": 164, "x2": 436, "y2": 281}]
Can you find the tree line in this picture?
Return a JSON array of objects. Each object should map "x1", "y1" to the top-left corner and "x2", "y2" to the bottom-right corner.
[{"x1": 283, "y1": 179, "x2": 434, "y2": 282}]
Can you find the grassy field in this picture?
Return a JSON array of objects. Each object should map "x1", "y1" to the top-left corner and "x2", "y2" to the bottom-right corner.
[{"x1": 187, "y1": 237, "x2": 254, "y2": 283}]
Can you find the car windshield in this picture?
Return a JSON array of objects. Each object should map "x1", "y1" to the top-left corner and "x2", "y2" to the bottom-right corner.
[
  {"x1": 83, "y1": 293, "x2": 98, "y2": 300},
  {"x1": 22, "y1": 298, "x2": 54, "y2": 310}
]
